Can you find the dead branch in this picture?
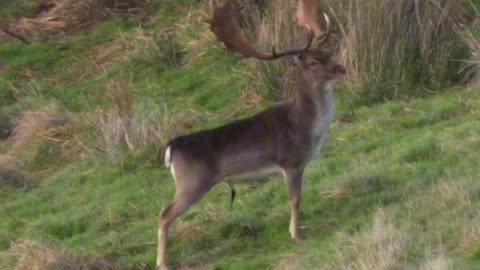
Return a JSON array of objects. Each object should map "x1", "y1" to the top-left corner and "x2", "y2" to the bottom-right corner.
[{"x1": 2, "y1": 29, "x2": 30, "y2": 44}]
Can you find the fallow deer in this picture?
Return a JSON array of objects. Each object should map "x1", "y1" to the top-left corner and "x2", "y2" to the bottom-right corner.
[{"x1": 156, "y1": 0, "x2": 346, "y2": 269}]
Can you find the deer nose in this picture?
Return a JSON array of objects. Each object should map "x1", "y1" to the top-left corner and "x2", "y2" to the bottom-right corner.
[{"x1": 332, "y1": 64, "x2": 346, "y2": 75}]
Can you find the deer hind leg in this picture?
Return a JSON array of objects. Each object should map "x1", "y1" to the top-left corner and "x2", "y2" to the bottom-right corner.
[
  {"x1": 156, "y1": 162, "x2": 214, "y2": 270},
  {"x1": 283, "y1": 168, "x2": 304, "y2": 244},
  {"x1": 156, "y1": 196, "x2": 198, "y2": 270}
]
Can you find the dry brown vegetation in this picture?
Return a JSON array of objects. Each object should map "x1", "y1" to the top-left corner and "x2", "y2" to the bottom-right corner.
[
  {"x1": 243, "y1": 0, "x2": 307, "y2": 100},
  {"x1": 84, "y1": 81, "x2": 199, "y2": 162},
  {"x1": 0, "y1": 80, "x2": 197, "y2": 167},
  {"x1": 465, "y1": 19, "x2": 480, "y2": 83},
  {"x1": 11, "y1": 240, "x2": 118, "y2": 270},
  {"x1": 11, "y1": 0, "x2": 152, "y2": 37},
  {"x1": 239, "y1": 0, "x2": 478, "y2": 100},
  {"x1": 333, "y1": 210, "x2": 407, "y2": 270},
  {"x1": 330, "y1": 0, "x2": 473, "y2": 99},
  {"x1": 0, "y1": 108, "x2": 68, "y2": 166}
]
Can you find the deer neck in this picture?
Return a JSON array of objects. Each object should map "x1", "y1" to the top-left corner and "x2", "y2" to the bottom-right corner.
[
  {"x1": 294, "y1": 79, "x2": 335, "y2": 125},
  {"x1": 292, "y1": 78, "x2": 335, "y2": 160}
]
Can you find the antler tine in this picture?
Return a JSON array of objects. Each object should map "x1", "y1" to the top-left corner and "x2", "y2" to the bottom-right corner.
[
  {"x1": 204, "y1": 0, "x2": 312, "y2": 61},
  {"x1": 316, "y1": 13, "x2": 332, "y2": 47},
  {"x1": 269, "y1": 31, "x2": 315, "y2": 58},
  {"x1": 297, "y1": 0, "x2": 332, "y2": 48}
]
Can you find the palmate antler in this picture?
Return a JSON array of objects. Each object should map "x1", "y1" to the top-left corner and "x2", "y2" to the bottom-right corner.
[
  {"x1": 203, "y1": 0, "x2": 331, "y2": 60},
  {"x1": 297, "y1": 0, "x2": 331, "y2": 47}
]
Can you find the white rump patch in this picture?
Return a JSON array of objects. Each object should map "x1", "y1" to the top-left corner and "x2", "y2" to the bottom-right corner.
[
  {"x1": 164, "y1": 146, "x2": 172, "y2": 168},
  {"x1": 311, "y1": 84, "x2": 335, "y2": 159}
]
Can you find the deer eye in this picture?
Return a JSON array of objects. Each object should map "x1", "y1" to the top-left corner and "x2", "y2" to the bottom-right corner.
[{"x1": 309, "y1": 61, "x2": 319, "y2": 67}]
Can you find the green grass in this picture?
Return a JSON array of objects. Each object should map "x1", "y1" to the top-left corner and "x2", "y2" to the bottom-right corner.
[
  {"x1": 1, "y1": 1, "x2": 480, "y2": 269},
  {"x1": 1, "y1": 86, "x2": 479, "y2": 269}
]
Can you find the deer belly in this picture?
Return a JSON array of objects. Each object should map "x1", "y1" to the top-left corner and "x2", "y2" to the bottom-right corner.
[{"x1": 225, "y1": 166, "x2": 282, "y2": 183}]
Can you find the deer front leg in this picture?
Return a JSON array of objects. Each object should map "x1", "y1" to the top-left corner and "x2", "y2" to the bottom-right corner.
[{"x1": 283, "y1": 168, "x2": 304, "y2": 244}]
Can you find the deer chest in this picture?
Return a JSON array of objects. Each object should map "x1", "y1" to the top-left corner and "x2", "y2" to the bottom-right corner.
[{"x1": 310, "y1": 91, "x2": 335, "y2": 159}]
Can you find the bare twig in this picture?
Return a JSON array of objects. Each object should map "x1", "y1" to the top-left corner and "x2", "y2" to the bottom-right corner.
[{"x1": 2, "y1": 29, "x2": 30, "y2": 44}]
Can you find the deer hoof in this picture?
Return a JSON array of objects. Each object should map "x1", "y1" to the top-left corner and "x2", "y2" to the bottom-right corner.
[
  {"x1": 156, "y1": 265, "x2": 169, "y2": 270},
  {"x1": 292, "y1": 236, "x2": 304, "y2": 244}
]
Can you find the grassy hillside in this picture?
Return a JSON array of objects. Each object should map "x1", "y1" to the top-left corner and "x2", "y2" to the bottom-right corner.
[{"x1": 1, "y1": 1, "x2": 480, "y2": 269}]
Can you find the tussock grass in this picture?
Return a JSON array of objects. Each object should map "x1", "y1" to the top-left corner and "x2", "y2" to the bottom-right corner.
[
  {"x1": 333, "y1": 210, "x2": 407, "y2": 270},
  {"x1": 0, "y1": 108, "x2": 68, "y2": 166},
  {"x1": 421, "y1": 252, "x2": 452, "y2": 270},
  {"x1": 464, "y1": 19, "x2": 480, "y2": 82},
  {"x1": 11, "y1": 240, "x2": 118, "y2": 270},
  {"x1": 175, "y1": 7, "x2": 212, "y2": 67},
  {"x1": 239, "y1": 0, "x2": 475, "y2": 101},
  {"x1": 13, "y1": 0, "x2": 152, "y2": 37},
  {"x1": 325, "y1": 0, "x2": 472, "y2": 100},
  {"x1": 85, "y1": 81, "x2": 196, "y2": 162},
  {"x1": 242, "y1": 0, "x2": 306, "y2": 100}
]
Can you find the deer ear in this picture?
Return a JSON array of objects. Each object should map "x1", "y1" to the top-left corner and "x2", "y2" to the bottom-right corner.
[{"x1": 286, "y1": 55, "x2": 302, "y2": 66}]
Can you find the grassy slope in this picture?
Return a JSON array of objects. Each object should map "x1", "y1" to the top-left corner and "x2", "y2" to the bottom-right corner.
[{"x1": 1, "y1": 1, "x2": 480, "y2": 269}]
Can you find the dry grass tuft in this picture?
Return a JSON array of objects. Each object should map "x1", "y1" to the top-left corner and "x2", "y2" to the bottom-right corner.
[
  {"x1": 275, "y1": 253, "x2": 304, "y2": 270},
  {"x1": 464, "y1": 19, "x2": 480, "y2": 83},
  {"x1": 419, "y1": 177, "x2": 475, "y2": 211},
  {"x1": 75, "y1": 41, "x2": 126, "y2": 81},
  {"x1": 239, "y1": 0, "x2": 473, "y2": 101},
  {"x1": 459, "y1": 223, "x2": 480, "y2": 253},
  {"x1": 177, "y1": 5, "x2": 219, "y2": 67},
  {"x1": 11, "y1": 240, "x2": 118, "y2": 270},
  {"x1": 123, "y1": 26, "x2": 184, "y2": 68},
  {"x1": 13, "y1": 0, "x2": 152, "y2": 36},
  {"x1": 86, "y1": 81, "x2": 197, "y2": 162},
  {"x1": 420, "y1": 252, "x2": 452, "y2": 270},
  {"x1": 220, "y1": 89, "x2": 264, "y2": 119},
  {"x1": 242, "y1": 0, "x2": 307, "y2": 100},
  {"x1": 0, "y1": 108, "x2": 68, "y2": 166},
  {"x1": 75, "y1": 23, "x2": 184, "y2": 81},
  {"x1": 324, "y1": 0, "x2": 471, "y2": 99},
  {"x1": 335, "y1": 210, "x2": 406, "y2": 270}
]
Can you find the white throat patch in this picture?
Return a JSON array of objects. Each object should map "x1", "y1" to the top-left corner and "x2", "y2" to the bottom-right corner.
[{"x1": 311, "y1": 83, "x2": 335, "y2": 158}]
